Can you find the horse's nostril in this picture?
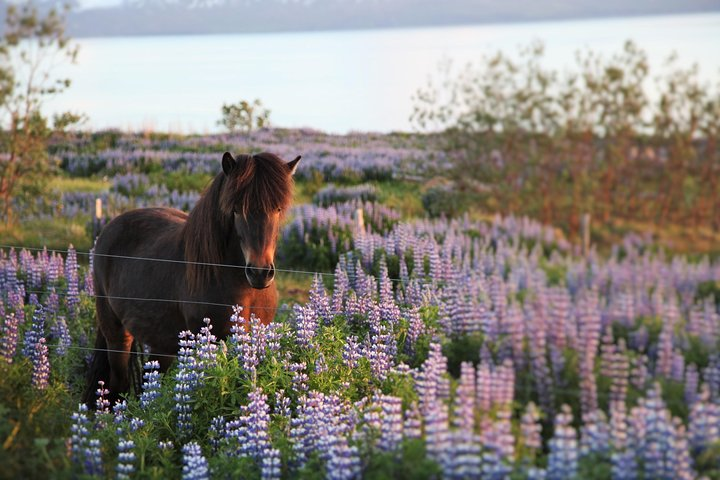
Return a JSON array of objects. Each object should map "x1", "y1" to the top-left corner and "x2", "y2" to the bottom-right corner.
[{"x1": 245, "y1": 263, "x2": 275, "y2": 287}]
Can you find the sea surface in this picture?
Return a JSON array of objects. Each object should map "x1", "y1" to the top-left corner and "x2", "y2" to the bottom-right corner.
[{"x1": 46, "y1": 12, "x2": 720, "y2": 134}]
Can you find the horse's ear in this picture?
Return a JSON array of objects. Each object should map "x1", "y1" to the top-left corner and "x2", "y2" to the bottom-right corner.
[
  {"x1": 222, "y1": 152, "x2": 236, "y2": 176},
  {"x1": 286, "y1": 155, "x2": 301, "y2": 175}
]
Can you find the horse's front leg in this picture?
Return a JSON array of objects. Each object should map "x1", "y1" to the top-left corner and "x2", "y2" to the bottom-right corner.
[{"x1": 98, "y1": 314, "x2": 134, "y2": 403}]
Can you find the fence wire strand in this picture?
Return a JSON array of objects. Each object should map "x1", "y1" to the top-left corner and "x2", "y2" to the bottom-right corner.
[{"x1": 0, "y1": 243, "x2": 410, "y2": 283}]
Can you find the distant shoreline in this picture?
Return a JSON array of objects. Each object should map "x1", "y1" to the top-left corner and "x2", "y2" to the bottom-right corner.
[{"x1": 64, "y1": 5, "x2": 720, "y2": 39}]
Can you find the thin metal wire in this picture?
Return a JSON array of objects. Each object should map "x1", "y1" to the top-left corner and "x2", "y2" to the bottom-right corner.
[
  {"x1": 46, "y1": 343, "x2": 178, "y2": 358},
  {"x1": 29, "y1": 290, "x2": 236, "y2": 308},
  {"x1": 23, "y1": 289, "x2": 348, "y2": 315},
  {"x1": 0, "y1": 243, "x2": 410, "y2": 283}
]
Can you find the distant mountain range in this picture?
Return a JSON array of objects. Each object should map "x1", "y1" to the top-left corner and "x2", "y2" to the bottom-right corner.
[{"x1": 4, "y1": 0, "x2": 719, "y2": 37}]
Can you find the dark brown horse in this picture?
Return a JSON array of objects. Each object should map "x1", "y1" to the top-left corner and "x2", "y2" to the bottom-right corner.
[{"x1": 82, "y1": 151, "x2": 300, "y2": 405}]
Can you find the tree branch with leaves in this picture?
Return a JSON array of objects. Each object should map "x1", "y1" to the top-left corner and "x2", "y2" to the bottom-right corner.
[{"x1": 0, "y1": 1, "x2": 81, "y2": 224}]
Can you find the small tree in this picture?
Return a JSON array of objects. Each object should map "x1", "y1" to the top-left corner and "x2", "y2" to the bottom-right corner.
[
  {"x1": 218, "y1": 98, "x2": 270, "y2": 133},
  {"x1": 412, "y1": 41, "x2": 720, "y2": 233},
  {"x1": 0, "y1": 1, "x2": 80, "y2": 224}
]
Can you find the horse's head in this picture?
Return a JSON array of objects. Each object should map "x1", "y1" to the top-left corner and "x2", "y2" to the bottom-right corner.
[{"x1": 220, "y1": 151, "x2": 300, "y2": 289}]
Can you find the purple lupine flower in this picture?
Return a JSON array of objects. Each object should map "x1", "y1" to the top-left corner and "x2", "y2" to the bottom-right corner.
[
  {"x1": 547, "y1": 405, "x2": 578, "y2": 480},
  {"x1": 96, "y1": 380, "x2": 111, "y2": 413},
  {"x1": 83, "y1": 269, "x2": 94, "y2": 296},
  {"x1": 642, "y1": 383, "x2": 673, "y2": 480},
  {"x1": 403, "y1": 307, "x2": 425, "y2": 356},
  {"x1": 315, "y1": 352, "x2": 328, "y2": 374},
  {"x1": 309, "y1": 274, "x2": 333, "y2": 324},
  {"x1": 45, "y1": 290, "x2": 59, "y2": 316},
  {"x1": 84, "y1": 438, "x2": 104, "y2": 477},
  {"x1": 476, "y1": 363, "x2": 493, "y2": 414},
  {"x1": 49, "y1": 315, "x2": 71, "y2": 355},
  {"x1": 688, "y1": 384, "x2": 720, "y2": 455},
  {"x1": 325, "y1": 442, "x2": 361, "y2": 480},
  {"x1": 520, "y1": 402, "x2": 542, "y2": 457},
  {"x1": 288, "y1": 362, "x2": 309, "y2": 393},
  {"x1": 656, "y1": 320, "x2": 674, "y2": 378},
  {"x1": 195, "y1": 318, "x2": 218, "y2": 369},
  {"x1": 208, "y1": 416, "x2": 226, "y2": 453},
  {"x1": 293, "y1": 304, "x2": 319, "y2": 349},
  {"x1": 113, "y1": 400, "x2": 128, "y2": 435},
  {"x1": 375, "y1": 395, "x2": 403, "y2": 453},
  {"x1": 65, "y1": 245, "x2": 80, "y2": 318},
  {"x1": 630, "y1": 354, "x2": 649, "y2": 390},
  {"x1": 599, "y1": 327, "x2": 616, "y2": 377},
  {"x1": 671, "y1": 418, "x2": 696, "y2": 480},
  {"x1": 0, "y1": 312, "x2": 19, "y2": 363},
  {"x1": 46, "y1": 253, "x2": 61, "y2": 285},
  {"x1": 454, "y1": 362, "x2": 475, "y2": 431},
  {"x1": 342, "y1": 335, "x2": 362, "y2": 369},
  {"x1": 403, "y1": 402, "x2": 422, "y2": 440},
  {"x1": 332, "y1": 263, "x2": 350, "y2": 314},
  {"x1": 159, "y1": 440, "x2": 174, "y2": 450},
  {"x1": 378, "y1": 258, "x2": 401, "y2": 324},
  {"x1": 7, "y1": 289, "x2": 24, "y2": 326},
  {"x1": 424, "y1": 402, "x2": 451, "y2": 472},
  {"x1": 491, "y1": 407, "x2": 516, "y2": 463},
  {"x1": 290, "y1": 391, "x2": 357, "y2": 477},
  {"x1": 22, "y1": 305, "x2": 45, "y2": 359},
  {"x1": 129, "y1": 417, "x2": 145, "y2": 432},
  {"x1": 140, "y1": 360, "x2": 162, "y2": 409},
  {"x1": 446, "y1": 429, "x2": 481, "y2": 479},
  {"x1": 364, "y1": 324, "x2": 395, "y2": 381},
  {"x1": 494, "y1": 359, "x2": 515, "y2": 407},
  {"x1": 579, "y1": 410, "x2": 610, "y2": 457},
  {"x1": 182, "y1": 442, "x2": 209, "y2": 480},
  {"x1": 261, "y1": 448, "x2": 282, "y2": 480},
  {"x1": 274, "y1": 390, "x2": 291, "y2": 418},
  {"x1": 481, "y1": 436, "x2": 512, "y2": 480},
  {"x1": 116, "y1": 439, "x2": 136, "y2": 480},
  {"x1": 611, "y1": 450, "x2": 637, "y2": 480},
  {"x1": 684, "y1": 364, "x2": 699, "y2": 405},
  {"x1": 31, "y1": 338, "x2": 50, "y2": 390},
  {"x1": 227, "y1": 387, "x2": 272, "y2": 460},
  {"x1": 228, "y1": 308, "x2": 259, "y2": 380},
  {"x1": 174, "y1": 331, "x2": 199, "y2": 435},
  {"x1": 670, "y1": 349, "x2": 685, "y2": 383},
  {"x1": 416, "y1": 342, "x2": 448, "y2": 416},
  {"x1": 70, "y1": 403, "x2": 91, "y2": 466}
]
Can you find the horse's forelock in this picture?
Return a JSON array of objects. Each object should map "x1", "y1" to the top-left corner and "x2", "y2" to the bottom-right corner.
[{"x1": 222, "y1": 152, "x2": 294, "y2": 217}]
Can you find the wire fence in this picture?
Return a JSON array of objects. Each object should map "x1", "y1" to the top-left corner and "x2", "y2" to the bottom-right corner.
[
  {"x1": 0, "y1": 244, "x2": 696, "y2": 409},
  {"x1": 0, "y1": 243, "x2": 411, "y2": 283},
  {"x1": 23, "y1": 289, "x2": 359, "y2": 316},
  {"x1": 46, "y1": 343, "x2": 179, "y2": 358}
]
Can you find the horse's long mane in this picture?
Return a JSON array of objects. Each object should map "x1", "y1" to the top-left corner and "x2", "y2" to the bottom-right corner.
[{"x1": 183, "y1": 153, "x2": 294, "y2": 293}]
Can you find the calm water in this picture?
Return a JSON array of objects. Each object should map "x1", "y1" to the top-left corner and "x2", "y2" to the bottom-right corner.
[{"x1": 47, "y1": 12, "x2": 720, "y2": 134}]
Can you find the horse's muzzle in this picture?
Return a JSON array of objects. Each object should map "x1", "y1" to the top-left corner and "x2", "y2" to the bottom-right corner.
[{"x1": 245, "y1": 263, "x2": 275, "y2": 289}]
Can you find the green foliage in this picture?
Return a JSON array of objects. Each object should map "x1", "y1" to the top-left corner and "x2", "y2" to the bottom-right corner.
[
  {"x1": 697, "y1": 280, "x2": 720, "y2": 309},
  {"x1": 577, "y1": 453, "x2": 613, "y2": 480},
  {"x1": 421, "y1": 183, "x2": 468, "y2": 218},
  {"x1": 218, "y1": 99, "x2": 271, "y2": 133},
  {"x1": 0, "y1": 1, "x2": 81, "y2": 224},
  {"x1": 0, "y1": 359, "x2": 75, "y2": 477},
  {"x1": 364, "y1": 439, "x2": 441, "y2": 479},
  {"x1": 412, "y1": 40, "x2": 720, "y2": 237},
  {"x1": 442, "y1": 332, "x2": 484, "y2": 377}
]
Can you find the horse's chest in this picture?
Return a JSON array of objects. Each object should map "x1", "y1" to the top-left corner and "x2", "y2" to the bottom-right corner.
[{"x1": 231, "y1": 285, "x2": 279, "y2": 325}]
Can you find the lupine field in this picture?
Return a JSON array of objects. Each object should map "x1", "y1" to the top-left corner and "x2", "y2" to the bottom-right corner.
[{"x1": 1, "y1": 128, "x2": 720, "y2": 479}]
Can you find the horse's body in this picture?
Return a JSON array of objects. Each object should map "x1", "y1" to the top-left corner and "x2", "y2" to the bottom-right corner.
[{"x1": 83, "y1": 152, "x2": 299, "y2": 405}]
